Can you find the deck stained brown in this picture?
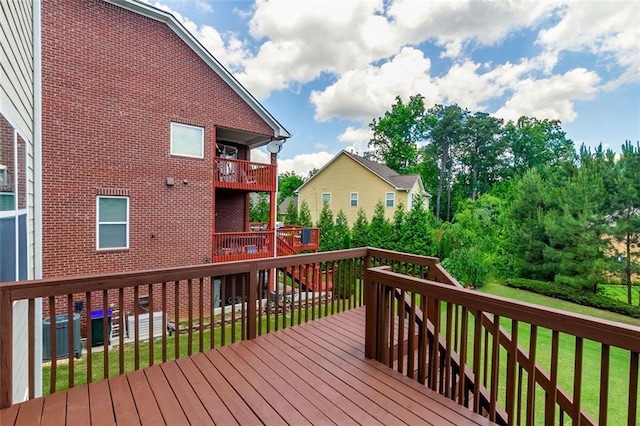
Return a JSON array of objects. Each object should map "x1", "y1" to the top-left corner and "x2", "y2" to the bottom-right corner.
[{"x1": 2, "y1": 307, "x2": 492, "y2": 425}]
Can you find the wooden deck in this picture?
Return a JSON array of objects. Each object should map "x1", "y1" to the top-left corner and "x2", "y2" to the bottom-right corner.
[{"x1": 1, "y1": 307, "x2": 491, "y2": 425}]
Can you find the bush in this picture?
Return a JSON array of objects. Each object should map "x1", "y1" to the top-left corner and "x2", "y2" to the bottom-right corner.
[{"x1": 504, "y1": 278, "x2": 640, "y2": 319}]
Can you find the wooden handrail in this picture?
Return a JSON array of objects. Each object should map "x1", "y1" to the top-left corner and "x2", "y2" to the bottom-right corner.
[
  {"x1": 0, "y1": 248, "x2": 369, "y2": 408},
  {"x1": 365, "y1": 265, "x2": 640, "y2": 425}
]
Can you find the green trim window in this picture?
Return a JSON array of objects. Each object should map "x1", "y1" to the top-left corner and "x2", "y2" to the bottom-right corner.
[
  {"x1": 97, "y1": 196, "x2": 129, "y2": 249},
  {"x1": 170, "y1": 122, "x2": 204, "y2": 158}
]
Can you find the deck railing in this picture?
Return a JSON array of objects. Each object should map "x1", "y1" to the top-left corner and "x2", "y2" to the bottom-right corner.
[
  {"x1": 0, "y1": 248, "x2": 372, "y2": 408},
  {"x1": 364, "y1": 263, "x2": 640, "y2": 426},
  {"x1": 212, "y1": 231, "x2": 273, "y2": 262},
  {"x1": 2, "y1": 247, "x2": 639, "y2": 424},
  {"x1": 277, "y1": 226, "x2": 320, "y2": 255},
  {"x1": 213, "y1": 158, "x2": 275, "y2": 191}
]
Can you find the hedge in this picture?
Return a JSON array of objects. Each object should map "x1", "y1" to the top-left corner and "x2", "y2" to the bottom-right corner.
[{"x1": 504, "y1": 278, "x2": 640, "y2": 319}]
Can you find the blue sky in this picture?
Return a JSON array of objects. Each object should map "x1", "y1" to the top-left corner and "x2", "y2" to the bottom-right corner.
[{"x1": 150, "y1": 0, "x2": 640, "y2": 176}]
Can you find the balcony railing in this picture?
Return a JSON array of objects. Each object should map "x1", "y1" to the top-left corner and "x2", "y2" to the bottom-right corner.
[
  {"x1": 364, "y1": 253, "x2": 640, "y2": 426},
  {"x1": 277, "y1": 226, "x2": 320, "y2": 255},
  {"x1": 0, "y1": 247, "x2": 637, "y2": 425},
  {"x1": 212, "y1": 231, "x2": 273, "y2": 262},
  {"x1": 213, "y1": 158, "x2": 275, "y2": 191}
]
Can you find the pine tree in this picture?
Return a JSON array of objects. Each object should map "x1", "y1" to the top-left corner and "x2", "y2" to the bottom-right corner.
[
  {"x1": 335, "y1": 210, "x2": 351, "y2": 249},
  {"x1": 369, "y1": 201, "x2": 392, "y2": 249},
  {"x1": 283, "y1": 198, "x2": 298, "y2": 225},
  {"x1": 298, "y1": 200, "x2": 313, "y2": 227},
  {"x1": 317, "y1": 204, "x2": 336, "y2": 252},
  {"x1": 351, "y1": 209, "x2": 370, "y2": 248}
]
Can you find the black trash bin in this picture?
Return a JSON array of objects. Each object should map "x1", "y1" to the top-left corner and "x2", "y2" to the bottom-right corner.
[{"x1": 90, "y1": 309, "x2": 112, "y2": 347}]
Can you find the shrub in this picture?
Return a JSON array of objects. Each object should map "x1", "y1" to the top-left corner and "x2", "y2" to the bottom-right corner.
[{"x1": 504, "y1": 278, "x2": 640, "y2": 319}]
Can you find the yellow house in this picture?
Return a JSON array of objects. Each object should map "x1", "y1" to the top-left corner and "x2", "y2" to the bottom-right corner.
[{"x1": 296, "y1": 151, "x2": 430, "y2": 225}]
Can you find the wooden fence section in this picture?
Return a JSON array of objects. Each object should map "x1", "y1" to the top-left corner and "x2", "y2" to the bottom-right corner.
[
  {"x1": 364, "y1": 265, "x2": 640, "y2": 426},
  {"x1": 0, "y1": 249, "x2": 374, "y2": 409},
  {"x1": 212, "y1": 231, "x2": 274, "y2": 262}
]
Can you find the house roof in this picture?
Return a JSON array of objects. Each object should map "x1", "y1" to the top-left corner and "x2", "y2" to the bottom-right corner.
[
  {"x1": 105, "y1": 0, "x2": 290, "y2": 143},
  {"x1": 297, "y1": 150, "x2": 430, "y2": 196}
]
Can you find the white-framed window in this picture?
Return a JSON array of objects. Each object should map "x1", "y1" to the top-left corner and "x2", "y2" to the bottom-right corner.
[
  {"x1": 97, "y1": 196, "x2": 129, "y2": 250},
  {"x1": 350, "y1": 192, "x2": 358, "y2": 207},
  {"x1": 170, "y1": 122, "x2": 204, "y2": 158},
  {"x1": 385, "y1": 192, "x2": 395, "y2": 208},
  {"x1": 322, "y1": 193, "x2": 331, "y2": 205}
]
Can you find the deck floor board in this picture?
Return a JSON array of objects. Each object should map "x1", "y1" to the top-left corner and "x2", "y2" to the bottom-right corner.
[{"x1": 2, "y1": 306, "x2": 492, "y2": 425}]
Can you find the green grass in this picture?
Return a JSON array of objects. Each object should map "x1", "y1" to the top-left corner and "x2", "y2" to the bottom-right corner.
[
  {"x1": 600, "y1": 284, "x2": 640, "y2": 306},
  {"x1": 42, "y1": 296, "x2": 359, "y2": 395},
  {"x1": 475, "y1": 280, "x2": 640, "y2": 425}
]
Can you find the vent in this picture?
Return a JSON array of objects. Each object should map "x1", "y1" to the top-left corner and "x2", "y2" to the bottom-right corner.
[{"x1": 127, "y1": 311, "x2": 164, "y2": 341}]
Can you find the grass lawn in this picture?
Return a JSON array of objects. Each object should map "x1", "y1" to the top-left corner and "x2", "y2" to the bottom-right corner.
[
  {"x1": 476, "y1": 280, "x2": 640, "y2": 425},
  {"x1": 42, "y1": 300, "x2": 354, "y2": 395},
  {"x1": 600, "y1": 283, "x2": 640, "y2": 306}
]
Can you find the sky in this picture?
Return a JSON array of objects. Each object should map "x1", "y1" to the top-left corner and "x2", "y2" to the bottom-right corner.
[{"x1": 147, "y1": 0, "x2": 640, "y2": 177}]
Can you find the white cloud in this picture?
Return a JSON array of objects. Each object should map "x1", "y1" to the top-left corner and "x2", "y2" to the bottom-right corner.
[
  {"x1": 537, "y1": 1, "x2": 640, "y2": 85},
  {"x1": 251, "y1": 149, "x2": 335, "y2": 177},
  {"x1": 338, "y1": 126, "x2": 373, "y2": 155},
  {"x1": 314, "y1": 142, "x2": 328, "y2": 150},
  {"x1": 196, "y1": 1, "x2": 213, "y2": 13},
  {"x1": 310, "y1": 47, "x2": 437, "y2": 122},
  {"x1": 495, "y1": 68, "x2": 601, "y2": 122},
  {"x1": 277, "y1": 152, "x2": 336, "y2": 177}
]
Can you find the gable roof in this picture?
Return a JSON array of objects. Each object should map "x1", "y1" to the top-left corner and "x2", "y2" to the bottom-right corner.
[
  {"x1": 297, "y1": 150, "x2": 430, "y2": 196},
  {"x1": 105, "y1": 0, "x2": 290, "y2": 141}
]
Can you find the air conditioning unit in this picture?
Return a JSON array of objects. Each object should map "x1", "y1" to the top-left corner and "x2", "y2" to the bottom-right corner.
[
  {"x1": 0, "y1": 165, "x2": 7, "y2": 186},
  {"x1": 127, "y1": 311, "x2": 164, "y2": 341}
]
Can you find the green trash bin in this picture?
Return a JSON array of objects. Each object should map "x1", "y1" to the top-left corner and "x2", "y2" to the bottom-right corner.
[{"x1": 90, "y1": 309, "x2": 112, "y2": 347}]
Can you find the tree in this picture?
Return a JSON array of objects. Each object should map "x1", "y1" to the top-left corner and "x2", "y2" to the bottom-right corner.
[
  {"x1": 607, "y1": 142, "x2": 640, "y2": 303},
  {"x1": 459, "y1": 112, "x2": 505, "y2": 200},
  {"x1": 335, "y1": 210, "x2": 351, "y2": 250},
  {"x1": 298, "y1": 200, "x2": 313, "y2": 227},
  {"x1": 317, "y1": 203, "x2": 336, "y2": 252},
  {"x1": 426, "y1": 104, "x2": 466, "y2": 221},
  {"x1": 278, "y1": 172, "x2": 304, "y2": 205},
  {"x1": 399, "y1": 197, "x2": 435, "y2": 256},
  {"x1": 369, "y1": 95, "x2": 430, "y2": 174},
  {"x1": 390, "y1": 202, "x2": 406, "y2": 252},
  {"x1": 351, "y1": 209, "x2": 370, "y2": 248},
  {"x1": 249, "y1": 192, "x2": 270, "y2": 223},
  {"x1": 283, "y1": 198, "x2": 299, "y2": 225},
  {"x1": 368, "y1": 201, "x2": 393, "y2": 249},
  {"x1": 503, "y1": 116, "x2": 575, "y2": 178}
]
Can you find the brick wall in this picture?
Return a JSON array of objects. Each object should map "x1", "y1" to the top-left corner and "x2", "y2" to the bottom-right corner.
[{"x1": 40, "y1": 0, "x2": 275, "y2": 280}]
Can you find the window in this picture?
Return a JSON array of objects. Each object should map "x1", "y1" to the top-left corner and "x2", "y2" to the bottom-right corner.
[
  {"x1": 350, "y1": 192, "x2": 358, "y2": 207},
  {"x1": 385, "y1": 192, "x2": 395, "y2": 208},
  {"x1": 322, "y1": 193, "x2": 331, "y2": 205},
  {"x1": 170, "y1": 122, "x2": 204, "y2": 158},
  {"x1": 97, "y1": 196, "x2": 129, "y2": 249}
]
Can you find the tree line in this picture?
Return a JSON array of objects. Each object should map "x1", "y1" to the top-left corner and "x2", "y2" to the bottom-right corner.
[{"x1": 252, "y1": 97, "x2": 639, "y2": 304}]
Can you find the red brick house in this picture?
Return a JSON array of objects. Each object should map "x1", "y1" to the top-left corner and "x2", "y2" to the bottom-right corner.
[{"x1": 41, "y1": 0, "x2": 290, "y2": 279}]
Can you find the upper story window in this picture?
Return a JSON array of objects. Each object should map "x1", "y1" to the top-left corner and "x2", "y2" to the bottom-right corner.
[
  {"x1": 350, "y1": 192, "x2": 358, "y2": 207},
  {"x1": 171, "y1": 122, "x2": 204, "y2": 158},
  {"x1": 97, "y1": 196, "x2": 129, "y2": 250},
  {"x1": 322, "y1": 193, "x2": 331, "y2": 205},
  {"x1": 385, "y1": 192, "x2": 395, "y2": 208}
]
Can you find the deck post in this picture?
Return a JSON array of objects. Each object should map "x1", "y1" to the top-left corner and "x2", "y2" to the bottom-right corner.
[
  {"x1": 247, "y1": 265, "x2": 257, "y2": 340},
  {"x1": 0, "y1": 289, "x2": 13, "y2": 409},
  {"x1": 364, "y1": 267, "x2": 377, "y2": 359}
]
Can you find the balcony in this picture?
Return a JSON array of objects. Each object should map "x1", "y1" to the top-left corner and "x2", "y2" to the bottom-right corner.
[
  {"x1": 0, "y1": 249, "x2": 638, "y2": 425},
  {"x1": 212, "y1": 227, "x2": 320, "y2": 263},
  {"x1": 213, "y1": 158, "x2": 275, "y2": 192}
]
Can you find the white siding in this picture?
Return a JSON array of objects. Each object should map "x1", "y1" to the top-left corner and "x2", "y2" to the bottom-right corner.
[{"x1": 1, "y1": 0, "x2": 39, "y2": 403}]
